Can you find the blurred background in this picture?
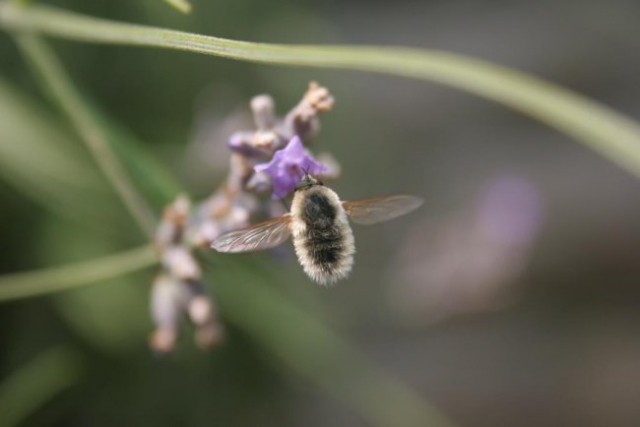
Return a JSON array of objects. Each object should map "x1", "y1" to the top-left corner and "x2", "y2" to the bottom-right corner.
[{"x1": 2, "y1": 0, "x2": 640, "y2": 426}]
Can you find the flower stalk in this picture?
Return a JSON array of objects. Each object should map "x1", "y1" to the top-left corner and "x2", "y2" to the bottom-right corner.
[{"x1": 151, "y1": 83, "x2": 339, "y2": 351}]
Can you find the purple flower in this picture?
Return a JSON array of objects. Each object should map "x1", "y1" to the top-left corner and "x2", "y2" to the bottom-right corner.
[{"x1": 254, "y1": 136, "x2": 327, "y2": 199}]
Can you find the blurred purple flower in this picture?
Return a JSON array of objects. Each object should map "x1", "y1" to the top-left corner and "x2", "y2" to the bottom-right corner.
[
  {"x1": 389, "y1": 174, "x2": 545, "y2": 325},
  {"x1": 254, "y1": 136, "x2": 327, "y2": 199},
  {"x1": 477, "y1": 176, "x2": 543, "y2": 247}
]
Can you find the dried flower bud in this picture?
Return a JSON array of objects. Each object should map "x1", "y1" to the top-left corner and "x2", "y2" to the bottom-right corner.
[
  {"x1": 162, "y1": 246, "x2": 202, "y2": 280},
  {"x1": 250, "y1": 95, "x2": 276, "y2": 130},
  {"x1": 155, "y1": 195, "x2": 191, "y2": 249},
  {"x1": 245, "y1": 170, "x2": 272, "y2": 193},
  {"x1": 194, "y1": 322, "x2": 224, "y2": 350},
  {"x1": 303, "y1": 81, "x2": 335, "y2": 113},
  {"x1": 188, "y1": 294, "x2": 214, "y2": 326},
  {"x1": 281, "y1": 82, "x2": 335, "y2": 143},
  {"x1": 150, "y1": 274, "x2": 185, "y2": 330},
  {"x1": 191, "y1": 219, "x2": 221, "y2": 247},
  {"x1": 315, "y1": 152, "x2": 341, "y2": 181},
  {"x1": 228, "y1": 131, "x2": 258, "y2": 156},
  {"x1": 149, "y1": 274, "x2": 186, "y2": 353},
  {"x1": 226, "y1": 154, "x2": 255, "y2": 192},
  {"x1": 181, "y1": 281, "x2": 224, "y2": 350},
  {"x1": 150, "y1": 327, "x2": 179, "y2": 354},
  {"x1": 251, "y1": 130, "x2": 279, "y2": 153}
]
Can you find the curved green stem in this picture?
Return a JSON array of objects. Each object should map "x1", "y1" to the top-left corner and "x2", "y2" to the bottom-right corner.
[
  {"x1": 0, "y1": 245, "x2": 157, "y2": 302},
  {"x1": 13, "y1": 32, "x2": 157, "y2": 239},
  {"x1": 2, "y1": 3, "x2": 640, "y2": 177}
]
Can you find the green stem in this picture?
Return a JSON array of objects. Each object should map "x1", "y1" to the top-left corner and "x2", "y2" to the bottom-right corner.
[
  {"x1": 2, "y1": 3, "x2": 640, "y2": 178},
  {"x1": 13, "y1": 33, "x2": 157, "y2": 239},
  {"x1": 0, "y1": 245, "x2": 157, "y2": 302}
]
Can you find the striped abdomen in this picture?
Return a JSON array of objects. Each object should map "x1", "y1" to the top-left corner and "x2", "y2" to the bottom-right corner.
[{"x1": 291, "y1": 187, "x2": 355, "y2": 285}]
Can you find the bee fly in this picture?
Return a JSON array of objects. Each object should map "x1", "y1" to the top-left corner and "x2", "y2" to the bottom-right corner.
[{"x1": 211, "y1": 174, "x2": 423, "y2": 285}]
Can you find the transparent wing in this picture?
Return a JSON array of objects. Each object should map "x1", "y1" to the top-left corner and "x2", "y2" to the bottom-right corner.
[
  {"x1": 343, "y1": 195, "x2": 423, "y2": 225},
  {"x1": 211, "y1": 215, "x2": 292, "y2": 253}
]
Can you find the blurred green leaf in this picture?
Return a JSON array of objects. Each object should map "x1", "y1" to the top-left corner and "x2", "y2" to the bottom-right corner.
[
  {"x1": 2, "y1": 3, "x2": 640, "y2": 178},
  {"x1": 55, "y1": 274, "x2": 151, "y2": 354},
  {"x1": 0, "y1": 346, "x2": 83, "y2": 427},
  {"x1": 15, "y1": 34, "x2": 158, "y2": 239},
  {"x1": 0, "y1": 71, "x2": 180, "y2": 234},
  {"x1": 98, "y1": 114, "x2": 184, "y2": 208},
  {"x1": 0, "y1": 77, "x2": 117, "y2": 227},
  {"x1": 213, "y1": 260, "x2": 456, "y2": 427},
  {"x1": 162, "y1": 0, "x2": 192, "y2": 15},
  {"x1": 13, "y1": 33, "x2": 185, "y2": 230}
]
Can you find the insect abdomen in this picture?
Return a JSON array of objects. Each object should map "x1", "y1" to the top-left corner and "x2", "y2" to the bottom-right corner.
[
  {"x1": 306, "y1": 227, "x2": 343, "y2": 264},
  {"x1": 293, "y1": 189, "x2": 354, "y2": 285}
]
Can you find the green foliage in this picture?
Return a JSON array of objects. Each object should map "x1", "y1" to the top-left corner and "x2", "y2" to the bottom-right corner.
[
  {"x1": 1, "y1": 2, "x2": 640, "y2": 426},
  {"x1": 0, "y1": 347, "x2": 82, "y2": 427},
  {"x1": 0, "y1": 78, "x2": 109, "y2": 225}
]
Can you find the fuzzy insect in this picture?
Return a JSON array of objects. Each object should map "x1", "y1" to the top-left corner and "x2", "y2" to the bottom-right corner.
[{"x1": 210, "y1": 174, "x2": 423, "y2": 285}]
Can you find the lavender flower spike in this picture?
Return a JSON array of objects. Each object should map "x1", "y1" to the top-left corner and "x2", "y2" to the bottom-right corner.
[{"x1": 254, "y1": 136, "x2": 327, "y2": 199}]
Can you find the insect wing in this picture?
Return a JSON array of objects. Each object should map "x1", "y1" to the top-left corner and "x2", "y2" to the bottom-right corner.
[
  {"x1": 211, "y1": 215, "x2": 292, "y2": 253},
  {"x1": 343, "y1": 195, "x2": 423, "y2": 225}
]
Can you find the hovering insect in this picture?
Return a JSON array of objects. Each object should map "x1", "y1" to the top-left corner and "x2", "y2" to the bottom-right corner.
[{"x1": 211, "y1": 174, "x2": 423, "y2": 285}]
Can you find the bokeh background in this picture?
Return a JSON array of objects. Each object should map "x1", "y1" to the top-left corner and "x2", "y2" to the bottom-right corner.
[{"x1": 2, "y1": 0, "x2": 640, "y2": 426}]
